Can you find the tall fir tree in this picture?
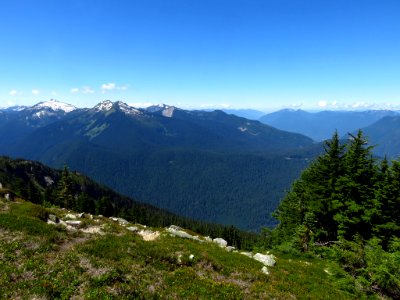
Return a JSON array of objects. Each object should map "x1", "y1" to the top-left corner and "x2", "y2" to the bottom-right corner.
[
  {"x1": 333, "y1": 130, "x2": 377, "y2": 240},
  {"x1": 57, "y1": 165, "x2": 74, "y2": 208}
]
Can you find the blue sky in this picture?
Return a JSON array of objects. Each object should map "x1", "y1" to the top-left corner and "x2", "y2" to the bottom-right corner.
[{"x1": 1, "y1": 0, "x2": 400, "y2": 111}]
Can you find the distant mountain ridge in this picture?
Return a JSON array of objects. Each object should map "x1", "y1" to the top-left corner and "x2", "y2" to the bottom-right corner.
[
  {"x1": 259, "y1": 109, "x2": 398, "y2": 141},
  {"x1": 0, "y1": 100, "x2": 318, "y2": 231},
  {"x1": 358, "y1": 115, "x2": 400, "y2": 159}
]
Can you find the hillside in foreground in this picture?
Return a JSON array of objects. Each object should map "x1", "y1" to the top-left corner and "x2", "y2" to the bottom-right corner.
[{"x1": 0, "y1": 195, "x2": 356, "y2": 299}]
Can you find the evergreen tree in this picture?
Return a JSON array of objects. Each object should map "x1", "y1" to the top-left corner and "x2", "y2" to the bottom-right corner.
[
  {"x1": 57, "y1": 165, "x2": 74, "y2": 208},
  {"x1": 273, "y1": 131, "x2": 345, "y2": 248},
  {"x1": 373, "y1": 159, "x2": 400, "y2": 247},
  {"x1": 333, "y1": 130, "x2": 377, "y2": 240}
]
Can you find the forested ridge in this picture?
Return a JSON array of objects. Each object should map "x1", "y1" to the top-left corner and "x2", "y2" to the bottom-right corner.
[
  {"x1": 268, "y1": 130, "x2": 400, "y2": 298},
  {"x1": 0, "y1": 156, "x2": 258, "y2": 249}
]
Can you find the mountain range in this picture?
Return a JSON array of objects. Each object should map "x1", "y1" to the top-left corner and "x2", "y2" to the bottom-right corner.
[
  {"x1": 3, "y1": 100, "x2": 399, "y2": 230},
  {"x1": 0, "y1": 100, "x2": 319, "y2": 231},
  {"x1": 360, "y1": 115, "x2": 400, "y2": 159},
  {"x1": 259, "y1": 109, "x2": 398, "y2": 142}
]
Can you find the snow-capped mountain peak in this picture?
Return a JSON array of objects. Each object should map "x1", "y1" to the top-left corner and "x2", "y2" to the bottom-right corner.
[
  {"x1": 31, "y1": 99, "x2": 77, "y2": 113},
  {"x1": 93, "y1": 100, "x2": 142, "y2": 116},
  {"x1": 114, "y1": 101, "x2": 141, "y2": 115},
  {"x1": 94, "y1": 100, "x2": 113, "y2": 111}
]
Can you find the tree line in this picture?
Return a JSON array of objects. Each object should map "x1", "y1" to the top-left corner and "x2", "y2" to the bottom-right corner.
[{"x1": 267, "y1": 130, "x2": 400, "y2": 298}]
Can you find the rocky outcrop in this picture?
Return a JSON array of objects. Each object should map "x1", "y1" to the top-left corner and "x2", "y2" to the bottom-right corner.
[
  {"x1": 213, "y1": 238, "x2": 228, "y2": 247},
  {"x1": 166, "y1": 225, "x2": 203, "y2": 242}
]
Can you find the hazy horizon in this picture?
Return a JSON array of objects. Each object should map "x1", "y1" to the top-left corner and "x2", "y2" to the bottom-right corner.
[{"x1": 1, "y1": 0, "x2": 399, "y2": 111}]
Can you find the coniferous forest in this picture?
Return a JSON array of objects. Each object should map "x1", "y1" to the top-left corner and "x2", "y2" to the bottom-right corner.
[
  {"x1": 268, "y1": 130, "x2": 400, "y2": 298},
  {"x1": 0, "y1": 156, "x2": 258, "y2": 249}
]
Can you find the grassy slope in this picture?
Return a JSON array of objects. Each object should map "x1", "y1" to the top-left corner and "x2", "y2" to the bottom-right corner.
[{"x1": 0, "y1": 197, "x2": 360, "y2": 299}]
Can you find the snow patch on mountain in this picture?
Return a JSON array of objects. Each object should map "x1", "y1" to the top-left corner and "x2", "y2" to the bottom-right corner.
[
  {"x1": 31, "y1": 99, "x2": 77, "y2": 113},
  {"x1": 3, "y1": 105, "x2": 28, "y2": 112},
  {"x1": 147, "y1": 104, "x2": 176, "y2": 118},
  {"x1": 94, "y1": 100, "x2": 113, "y2": 111},
  {"x1": 115, "y1": 101, "x2": 141, "y2": 116}
]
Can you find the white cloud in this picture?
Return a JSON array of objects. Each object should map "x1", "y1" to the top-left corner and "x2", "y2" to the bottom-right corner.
[
  {"x1": 101, "y1": 83, "x2": 116, "y2": 91},
  {"x1": 101, "y1": 83, "x2": 128, "y2": 93},
  {"x1": 318, "y1": 100, "x2": 328, "y2": 107},
  {"x1": 9, "y1": 89, "x2": 18, "y2": 96},
  {"x1": 51, "y1": 91, "x2": 57, "y2": 96},
  {"x1": 32, "y1": 89, "x2": 40, "y2": 96},
  {"x1": 71, "y1": 87, "x2": 94, "y2": 94},
  {"x1": 82, "y1": 86, "x2": 95, "y2": 94}
]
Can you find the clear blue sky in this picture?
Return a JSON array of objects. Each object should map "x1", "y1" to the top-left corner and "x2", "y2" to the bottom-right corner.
[{"x1": 1, "y1": 0, "x2": 399, "y2": 111}]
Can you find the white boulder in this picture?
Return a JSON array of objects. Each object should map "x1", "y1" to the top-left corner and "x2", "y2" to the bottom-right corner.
[
  {"x1": 65, "y1": 220, "x2": 82, "y2": 227},
  {"x1": 166, "y1": 225, "x2": 202, "y2": 242},
  {"x1": 127, "y1": 226, "x2": 139, "y2": 232},
  {"x1": 253, "y1": 253, "x2": 276, "y2": 267},
  {"x1": 65, "y1": 213, "x2": 77, "y2": 219},
  {"x1": 261, "y1": 266, "x2": 269, "y2": 275},
  {"x1": 213, "y1": 238, "x2": 228, "y2": 247}
]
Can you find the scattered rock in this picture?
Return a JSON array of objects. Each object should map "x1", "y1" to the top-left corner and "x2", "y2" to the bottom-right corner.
[
  {"x1": 65, "y1": 220, "x2": 82, "y2": 227},
  {"x1": 47, "y1": 219, "x2": 56, "y2": 225},
  {"x1": 166, "y1": 225, "x2": 203, "y2": 242},
  {"x1": 77, "y1": 213, "x2": 85, "y2": 218},
  {"x1": 48, "y1": 214, "x2": 58, "y2": 223},
  {"x1": 80, "y1": 226, "x2": 103, "y2": 235},
  {"x1": 239, "y1": 252, "x2": 253, "y2": 258},
  {"x1": 109, "y1": 217, "x2": 129, "y2": 226},
  {"x1": 213, "y1": 238, "x2": 228, "y2": 247},
  {"x1": 117, "y1": 218, "x2": 129, "y2": 226},
  {"x1": 65, "y1": 213, "x2": 77, "y2": 219},
  {"x1": 169, "y1": 225, "x2": 184, "y2": 231},
  {"x1": 137, "y1": 230, "x2": 160, "y2": 241},
  {"x1": 226, "y1": 246, "x2": 235, "y2": 252},
  {"x1": 261, "y1": 266, "x2": 269, "y2": 275},
  {"x1": 5, "y1": 193, "x2": 10, "y2": 201},
  {"x1": 127, "y1": 226, "x2": 139, "y2": 232},
  {"x1": 58, "y1": 219, "x2": 67, "y2": 227},
  {"x1": 204, "y1": 236, "x2": 212, "y2": 242},
  {"x1": 253, "y1": 253, "x2": 276, "y2": 267},
  {"x1": 189, "y1": 254, "x2": 194, "y2": 261}
]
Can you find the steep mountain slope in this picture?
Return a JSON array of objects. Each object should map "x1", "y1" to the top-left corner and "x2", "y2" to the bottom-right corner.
[
  {"x1": 359, "y1": 115, "x2": 400, "y2": 159},
  {"x1": 0, "y1": 101, "x2": 319, "y2": 230},
  {"x1": 259, "y1": 109, "x2": 397, "y2": 141}
]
